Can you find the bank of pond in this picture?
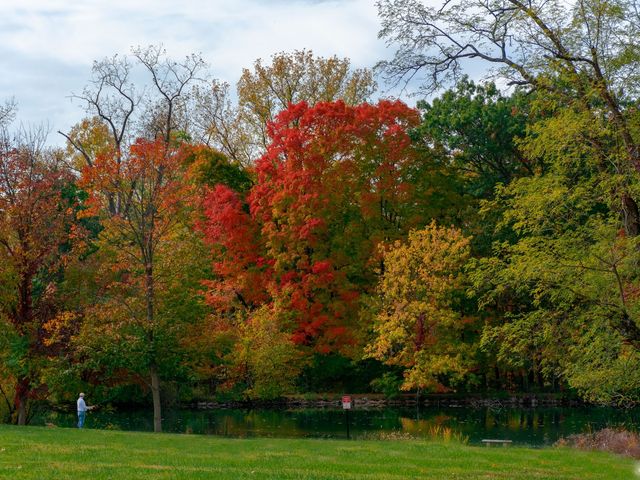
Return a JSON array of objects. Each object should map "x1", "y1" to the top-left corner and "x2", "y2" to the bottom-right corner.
[{"x1": 34, "y1": 405, "x2": 638, "y2": 447}]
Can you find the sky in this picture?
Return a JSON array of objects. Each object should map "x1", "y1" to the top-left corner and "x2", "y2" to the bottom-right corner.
[{"x1": 0, "y1": 0, "x2": 396, "y2": 146}]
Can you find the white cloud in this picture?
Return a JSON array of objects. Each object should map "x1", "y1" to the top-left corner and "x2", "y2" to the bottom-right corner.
[{"x1": 0, "y1": 0, "x2": 395, "y2": 142}]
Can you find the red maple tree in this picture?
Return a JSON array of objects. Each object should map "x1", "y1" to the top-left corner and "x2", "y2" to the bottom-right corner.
[{"x1": 201, "y1": 100, "x2": 422, "y2": 354}]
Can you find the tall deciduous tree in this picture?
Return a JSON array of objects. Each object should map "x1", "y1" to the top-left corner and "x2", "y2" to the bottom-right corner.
[
  {"x1": 79, "y1": 137, "x2": 194, "y2": 432},
  {"x1": 379, "y1": 0, "x2": 640, "y2": 401},
  {"x1": 472, "y1": 177, "x2": 640, "y2": 403},
  {"x1": 62, "y1": 46, "x2": 207, "y2": 216},
  {"x1": 252, "y1": 99, "x2": 425, "y2": 350},
  {"x1": 0, "y1": 120, "x2": 82, "y2": 424},
  {"x1": 238, "y1": 50, "x2": 376, "y2": 151},
  {"x1": 377, "y1": 0, "x2": 640, "y2": 234}
]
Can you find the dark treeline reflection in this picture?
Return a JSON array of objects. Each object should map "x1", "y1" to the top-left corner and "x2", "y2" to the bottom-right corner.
[{"x1": 35, "y1": 407, "x2": 636, "y2": 446}]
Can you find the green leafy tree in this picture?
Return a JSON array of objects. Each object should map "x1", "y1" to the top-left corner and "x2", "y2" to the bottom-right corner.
[
  {"x1": 472, "y1": 174, "x2": 640, "y2": 403},
  {"x1": 414, "y1": 79, "x2": 538, "y2": 260},
  {"x1": 466, "y1": 85, "x2": 640, "y2": 397},
  {"x1": 377, "y1": 0, "x2": 640, "y2": 234},
  {"x1": 416, "y1": 78, "x2": 534, "y2": 196},
  {"x1": 380, "y1": 0, "x2": 640, "y2": 401}
]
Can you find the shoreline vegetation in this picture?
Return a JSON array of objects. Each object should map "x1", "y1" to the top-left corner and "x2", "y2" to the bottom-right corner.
[{"x1": 0, "y1": 425, "x2": 632, "y2": 480}]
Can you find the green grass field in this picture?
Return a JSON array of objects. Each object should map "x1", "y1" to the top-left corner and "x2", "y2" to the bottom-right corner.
[{"x1": 0, "y1": 425, "x2": 634, "y2": 479}]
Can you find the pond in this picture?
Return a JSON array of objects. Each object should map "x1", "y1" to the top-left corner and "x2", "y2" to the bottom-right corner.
[{"x1": 35, "y1": 405, "x2": 637, "y2": 446}]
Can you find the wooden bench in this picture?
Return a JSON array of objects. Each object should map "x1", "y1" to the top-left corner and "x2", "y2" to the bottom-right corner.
[{"x1": 481, "y1": 439, "x2": 513, "y2": 447}]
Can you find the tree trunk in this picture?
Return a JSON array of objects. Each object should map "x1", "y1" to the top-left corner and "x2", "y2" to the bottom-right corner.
[
  {"x1": 15, "y1": 377, "x2": 29, "y2": 426},
  {"x1": 414, "y1": 313, "x2": 425, "y2": 351},
  {"x1": 150, "y1": 364, "x2": 162, "y2": 433},
  {"x1": 143, "y1": 260, "x2": 162, "y2": 433},
  {"x1": 622, "y1": 194, "x2": 640, "y2": 237},
  {"x1": 17, "y1": 401, "x2": 27, "y2": 426}
]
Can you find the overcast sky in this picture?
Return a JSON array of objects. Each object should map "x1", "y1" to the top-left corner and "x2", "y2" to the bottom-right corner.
[{"x1": 0, "y1": 0, "x2": 399, "y2": 146}]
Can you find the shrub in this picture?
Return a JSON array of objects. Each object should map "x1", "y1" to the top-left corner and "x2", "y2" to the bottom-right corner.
[{"x1": 556, "y1": 428, "x2": 640, "y2": 458}]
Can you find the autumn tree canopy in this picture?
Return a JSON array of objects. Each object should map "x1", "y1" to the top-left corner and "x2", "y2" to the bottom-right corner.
[
  {"x1": 0, "y1": 122, "x2": 84, "y2": 424},
  {"x1": 200, "y1": 99, "x2": 435, "y2": 377},
  {"x1": 197, "y1": 50, "x2": 377, "y2": 165},
  {"x1": 366, "y1": 223, "x2": 472, "y2": 392}
]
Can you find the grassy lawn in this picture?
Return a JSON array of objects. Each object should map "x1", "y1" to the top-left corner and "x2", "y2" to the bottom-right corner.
[{"x1": 0, "y1": 425, "x2": 634, "y2": 479}]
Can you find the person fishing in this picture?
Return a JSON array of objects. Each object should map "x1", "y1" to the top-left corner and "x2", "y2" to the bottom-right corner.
[{"x1": 76, "y1": 393, "x2": 95, "y2": 428}]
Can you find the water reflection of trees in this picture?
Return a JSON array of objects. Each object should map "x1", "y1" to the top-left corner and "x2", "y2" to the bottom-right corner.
[{"x1": 35, "y1": 406, "x2": 636, "y2": 445}]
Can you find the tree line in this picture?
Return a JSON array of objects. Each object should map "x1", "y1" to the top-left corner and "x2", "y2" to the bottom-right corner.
[{"x1": 1, "y1": 0, "x2": 639, "y2": 432}]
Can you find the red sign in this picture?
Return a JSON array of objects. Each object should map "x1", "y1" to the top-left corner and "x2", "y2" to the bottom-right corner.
[{"x1": 342, "y1": 395, "x2": 352, "y2": 410}]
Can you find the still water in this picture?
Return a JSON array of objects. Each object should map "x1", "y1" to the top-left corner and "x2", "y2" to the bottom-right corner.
[{"x1": 37, "y1": 406, "x2": 636, "y2": 446}]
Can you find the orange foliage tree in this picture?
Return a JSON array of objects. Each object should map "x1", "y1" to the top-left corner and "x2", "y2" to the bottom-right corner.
[
  {"x1": 0, "y1": 132, "x2": 83, "y2": 424},
  {"x1": 78, "y1": 137, "x2": 196, "y2": 432}
]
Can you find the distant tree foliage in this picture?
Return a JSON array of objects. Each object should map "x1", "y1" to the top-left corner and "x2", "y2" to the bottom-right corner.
[{"x1": 197, "y1": 49, "x2": 376, "y2": 165}]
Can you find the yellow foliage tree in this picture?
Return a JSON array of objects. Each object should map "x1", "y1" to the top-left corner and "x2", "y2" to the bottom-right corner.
[
  {"x1": 366, "y1": 222, "x2": 472, "y2": 392},
  {"x1": 233, "y1": 305, "x2": 305, "y2": 400},
  {"x1": 238, "y1": 49, "x2": 376, "y2": 150},
  {"x1": 198, "y1": 50, "x2": 376, "y2": 166}
]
